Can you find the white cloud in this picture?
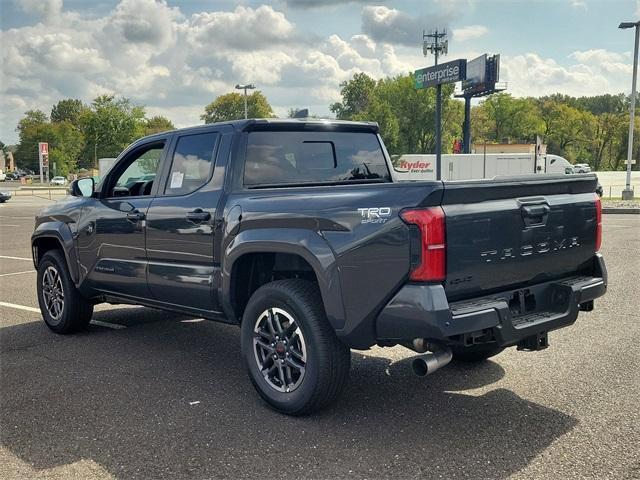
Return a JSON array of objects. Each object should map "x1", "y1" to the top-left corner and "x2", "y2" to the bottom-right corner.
[
  {"x1": 570, "y1": 0, "x2": 587, "y2": 8},
  {"x1": 0, "y1": 0, "x2": 634, "y2": 145},
  {"x1": 501, "y1": 50, "x2": 630, "y2": 98},
  {"x1": 0, "y1": 0, "x2": 416, "y2": 143},
  {"x1": 452, "y1": 25, "x2": 489, "y2": 42},
  {"x1": 15, "y1": 0, "x2": 63, "y2": 22},
  {"x1": 361, "y1": 5, "x2": 452, "y2": 47}
]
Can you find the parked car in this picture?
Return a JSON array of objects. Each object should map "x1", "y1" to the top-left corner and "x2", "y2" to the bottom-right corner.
[
  {"x1": 0, "y1": 190, "x2": 12, "y2": 202},
  {"x1": 574, "y1": 163, "x2": 592, "y2": 173},
  {"x1": 0, "y1": 170, "x2": 6, "y2": 181},
  {"x1": 31, "y1": 119, "x2": 607, "y2": 415},
  {"x1": 50, "y1": 176, "x2": 68, "y2": 186},
  {"x1": 5, "y1": 172, "x2": 19, "y2": 181}
]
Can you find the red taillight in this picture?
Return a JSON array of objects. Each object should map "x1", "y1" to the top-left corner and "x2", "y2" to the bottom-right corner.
[
  {"x1": 400, "y1": 207, "x2": 446, "y2": 282},
  {"x1": 595, "y1": 195, "x2": 602, "y2": 251}
]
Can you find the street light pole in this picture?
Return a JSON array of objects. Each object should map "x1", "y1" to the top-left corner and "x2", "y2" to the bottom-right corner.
[
  {"x1": 619, "y1": 21, "x2": 640, "y2": 200},
  {"x1": 235, "y1": 84, "x2": 256, "y2": 119}
]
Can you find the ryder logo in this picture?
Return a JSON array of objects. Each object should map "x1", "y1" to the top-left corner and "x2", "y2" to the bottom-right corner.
[{"x1": 395, "y1": 160, "x2": 433, "y2": 173}]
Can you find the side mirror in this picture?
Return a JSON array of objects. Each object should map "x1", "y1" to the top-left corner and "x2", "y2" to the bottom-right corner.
[{"x1": 69, "y1": 177, "x2": 95, "y2": 197}]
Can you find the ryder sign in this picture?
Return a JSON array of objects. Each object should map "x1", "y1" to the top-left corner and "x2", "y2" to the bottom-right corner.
[{"x1": 414, "y1": 59, "x2": 467, "y2": 89}]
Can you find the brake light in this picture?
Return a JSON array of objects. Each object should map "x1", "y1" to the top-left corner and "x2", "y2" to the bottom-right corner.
[
  {"x1": 400, "y1": 207, "x2": 446, "y2": 282},
  {"x1": 595, "y1": 195, "x2": 602, "y2": 251}
]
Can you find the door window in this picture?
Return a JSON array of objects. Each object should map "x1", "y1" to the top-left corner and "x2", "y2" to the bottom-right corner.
[
  {"x1": 164, "y1": 133, "x2": 218, "y2": 195},
  {"x1": 108, "y1": 144, "x2": 164, "y2": 197}
]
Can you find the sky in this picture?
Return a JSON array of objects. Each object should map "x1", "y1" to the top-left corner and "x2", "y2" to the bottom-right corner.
[{"x1": 1, "y1": 0, "x2": 639, "y2": 144}]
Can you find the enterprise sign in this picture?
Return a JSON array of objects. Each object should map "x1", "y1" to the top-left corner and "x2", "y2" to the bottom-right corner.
[{"x1": 414, "y1": 59, "x2": 467, "y2": 89}]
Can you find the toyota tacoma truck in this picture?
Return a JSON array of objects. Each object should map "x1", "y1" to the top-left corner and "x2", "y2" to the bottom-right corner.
[{"x1": 32, "y1": 119, "x2": 606, "y2": 415}]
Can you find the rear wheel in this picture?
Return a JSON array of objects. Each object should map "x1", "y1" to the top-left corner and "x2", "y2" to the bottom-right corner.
[
  {"x1": 241, "y1": 279, "x2": 350, "y2": 415},
  {"x1": 37, "y1": 250, "x2": 93, "y2": 334},
  {"x1": 451, "y1": 345, "x2": 504, "y2": 363}
]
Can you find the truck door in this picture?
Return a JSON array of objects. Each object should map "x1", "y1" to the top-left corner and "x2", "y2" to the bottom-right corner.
[
  {"x1": 145, "y1": 128, "x2": 228, "y2": 313},
  {"x1": 76, "y1": 139, "x2": 168, "y2": 299}
]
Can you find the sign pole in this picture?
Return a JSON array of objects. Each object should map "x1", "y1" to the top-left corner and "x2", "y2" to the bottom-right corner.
[
  {"x1": 434, "y1": 35, "x2": 442, "y2": 180},
  {"x1": 463, "y1": 95, "x2": 471, "y2": 153}
]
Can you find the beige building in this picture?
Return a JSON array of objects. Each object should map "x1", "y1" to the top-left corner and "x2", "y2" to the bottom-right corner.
[
  {"x1": 0, "y1": 150, "x2": 16, "y2": 171},
  {"x1": 471, "y1": 143, "x2": 542, "y2": 155}
]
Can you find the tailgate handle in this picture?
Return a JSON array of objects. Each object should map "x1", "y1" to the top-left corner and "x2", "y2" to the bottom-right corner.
[{"x1": 522, "y1": 204, "x2": 549, "y2": 226}]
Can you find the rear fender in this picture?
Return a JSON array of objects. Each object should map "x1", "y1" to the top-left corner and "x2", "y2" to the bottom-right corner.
[{"x1": 221, "y1": 228, "x2": 345, "y2": 330}]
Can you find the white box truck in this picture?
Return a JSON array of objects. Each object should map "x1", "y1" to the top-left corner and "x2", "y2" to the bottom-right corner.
[{"x1": 392, "y1": 153, "x2": 575, "y2": 181}]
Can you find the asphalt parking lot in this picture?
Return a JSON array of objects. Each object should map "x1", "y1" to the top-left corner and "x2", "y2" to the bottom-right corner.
[{"x1": 1, "y1": 195, "x2": 638, "y2": 480}]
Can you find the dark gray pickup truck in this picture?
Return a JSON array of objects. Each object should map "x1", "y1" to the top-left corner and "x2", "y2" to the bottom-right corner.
[{"x1": 32, "y1": 119, "x2": 606, "y2": 414}]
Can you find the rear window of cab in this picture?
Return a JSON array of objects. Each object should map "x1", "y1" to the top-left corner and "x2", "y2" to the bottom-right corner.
[{"x1": 243, "y1": 131, "x2": 391, "y2": 187}]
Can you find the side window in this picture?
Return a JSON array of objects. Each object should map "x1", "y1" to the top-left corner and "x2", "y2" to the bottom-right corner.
[
  {"x1": 109, "y1": 144, "x2": 164, "y2": 198},
  {"x1": 164, "y1": 133, "x2": 217, "y2": 195}
]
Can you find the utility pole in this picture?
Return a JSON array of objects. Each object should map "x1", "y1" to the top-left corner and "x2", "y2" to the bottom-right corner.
[
  {"x1": 619, "y1": 21, "x2": 640, "y2": 200},
  {"x1": 235, "y1": 84, "x2": 256, "y2": 119},
  {"x1": 423, "y1": 30, "x2": 448, "y2": 180}
]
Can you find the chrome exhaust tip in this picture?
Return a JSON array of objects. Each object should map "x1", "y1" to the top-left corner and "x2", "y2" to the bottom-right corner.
[{"x1": 411, "y1": 346, "x2": 452, "y2": 376}]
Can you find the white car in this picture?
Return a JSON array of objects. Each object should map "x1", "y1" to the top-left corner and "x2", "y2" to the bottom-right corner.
[
  {"x1": 50, "y1": 176, "x2": 68, "y2": 186},
  {"x1": 574, "y1": 163, "x2": 591, "y2": 173}
]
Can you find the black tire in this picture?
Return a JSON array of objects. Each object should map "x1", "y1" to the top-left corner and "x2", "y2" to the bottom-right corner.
[
  {"x1": 451, "y1": 344, "x2": 504, "y2": 363},
  {"x1": 37, "y1": 249, "x2": 93, "y2": 334},
  {"x1": 240, "y1": 279, "x2": 351, "y2": 416}
]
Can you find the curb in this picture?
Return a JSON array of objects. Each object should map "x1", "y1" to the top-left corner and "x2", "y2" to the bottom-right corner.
[{"x1": 602, "y1": 208, "x2": 640, "y2": 214}]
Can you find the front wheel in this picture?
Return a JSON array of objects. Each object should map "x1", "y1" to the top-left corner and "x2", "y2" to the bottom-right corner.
[
  {"x1": 37, "y1": 250, "x2": 93, "y2": 334},
  {"x1": 240, "y1": 279, "x2": 351, "y2": 416}
]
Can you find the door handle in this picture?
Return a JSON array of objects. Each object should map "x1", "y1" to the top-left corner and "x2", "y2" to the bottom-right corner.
[
  {"x1": 126, "y1": 210, "x2": 146, "y2": 222},
  {"x1": 186, "y1": 209, "x2": 211, "y2": 223}
]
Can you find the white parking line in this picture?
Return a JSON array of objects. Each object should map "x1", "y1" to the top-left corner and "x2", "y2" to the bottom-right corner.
[
  {"x1": 0, "y1": 255, "x2": 32, "y2": 261},
  {"x1": 0, "y1": 301, "x2": 126, "y2": 329},
  {"x1": 91, "y1": 320, "x2": 126, "y2": 330},
  {"x1": 0, "y1": 301, "x2": 39, "y2": 313},
  {"x1": 0, "y1": 270, "x2": 34, "y2": 277}
]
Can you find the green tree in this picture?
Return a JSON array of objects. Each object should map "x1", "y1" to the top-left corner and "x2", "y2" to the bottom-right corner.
[
  {"x1": 143, "y1": 116, "x2": 175, "y2": 136},
  {"x1": 14, "y1": 110, "x2": 49, "y2": 172},
  {"x1": 539, "y1": 101, "x2": 593, "y2": 161},
  {"x1": 79, "y1": 95, "x2": 146, "y2": 168},
  {"x1": 51, "y1": 99, "x2": 86, "y2": 127},
  {"x1": 341, "y1": 73, "x2": 462, "y2": 155},
  {"x1": 201, "y1": 91, "x2": 274, "y2": 123},
  {"x1": 14, "y1": 117, "x2": 84, "y2": 176},
  {"x1": 330, "y1": 72, "x2": 377, "y2": 120},
  {"x1": 474, "y1": 93, "x2": 542, "y2": 143}
]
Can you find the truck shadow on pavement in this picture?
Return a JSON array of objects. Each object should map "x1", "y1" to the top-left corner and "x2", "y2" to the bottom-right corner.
[{"x1": 1, "y1": 307, "x2": 578, "y2": 479}]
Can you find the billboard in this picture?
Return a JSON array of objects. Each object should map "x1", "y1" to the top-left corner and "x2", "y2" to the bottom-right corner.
[
  {"x1": 462, "y1": 54, "x2": 500, "y2": 93},
  {"x1": 462, "y1": 55, "x2": 487, "y2": 90},
  {"x1": 415, "y1": 59, "x2": 467, "y2": 89}
]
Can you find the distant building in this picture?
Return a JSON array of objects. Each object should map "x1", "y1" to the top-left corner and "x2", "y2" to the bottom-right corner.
[
  {"x1": 472, "y1": 143, "x2": 543, "y2": 155},
  {"x1": 0, "y1": 150, "x2": 15, "y2": 171}
]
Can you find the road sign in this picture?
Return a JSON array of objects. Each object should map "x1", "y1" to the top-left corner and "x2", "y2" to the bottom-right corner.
[
  {"x1": 38, "y1": 142, "x2": 49, "y2": 183},
  {"x1": 414, "y1": 59, "x2": 466, "y2": 89}
]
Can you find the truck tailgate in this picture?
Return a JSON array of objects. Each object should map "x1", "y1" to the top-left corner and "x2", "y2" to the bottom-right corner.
[{"x1": 441, "y1": 174, "x2": 599, "y2": 300}]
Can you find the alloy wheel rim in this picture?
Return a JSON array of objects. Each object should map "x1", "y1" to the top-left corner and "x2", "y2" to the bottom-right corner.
[
  {"x1": 253, "y1": 307, "x2": 307, "y2": 393},
  {"x1": 42, "y1": 266, "x2": 64, "y2": 321}
]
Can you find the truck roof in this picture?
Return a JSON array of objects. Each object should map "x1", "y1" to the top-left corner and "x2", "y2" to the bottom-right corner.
[{"x1": 135, "y1": 118, "x2": 380, "y2": 144}]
